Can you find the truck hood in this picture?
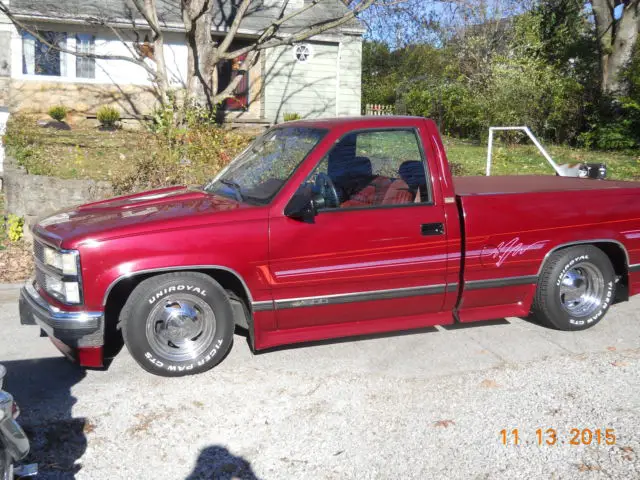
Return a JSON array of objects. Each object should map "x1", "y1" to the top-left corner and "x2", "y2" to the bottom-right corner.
[{"x1": 32, "y1": 186, "x2": 255, "y2": 248}]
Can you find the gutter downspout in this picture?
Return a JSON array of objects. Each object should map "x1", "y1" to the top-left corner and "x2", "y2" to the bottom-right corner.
[{"x1": 335, "y1": 41, "x2": 342, "y2": 116}]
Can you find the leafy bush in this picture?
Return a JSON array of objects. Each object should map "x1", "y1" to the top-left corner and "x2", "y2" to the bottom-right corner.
[
  {"x1": 7, "y1": 215, "x2": 24, "y2": 242},
  {"x1": 362, "y1": 4, "x2": 605, "y2": 148},
  {"x1": 48, "y1": 106, "x2": 68, "y2": 122},
  {"x1": 97, "y1": 106, "x2": 121, "y2": 128},
  {"x1": 283, "y1": 112, "x2": 302, "y2": 122},
  {"x1": 112, "y1": 123, "x2": 251, "y2": 194},
  {"x1": 149, "y1": 92, "x2": 218, "y2": 136},
  {"x1": 578, "y1": 121, "x2": 638, "y2": 150}
]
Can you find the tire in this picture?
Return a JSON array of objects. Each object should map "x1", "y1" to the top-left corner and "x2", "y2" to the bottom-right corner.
[
  {"x1": 532, "y1": 245, "x2": 616, "y2": 331},
  {"x1": 120, "y1": 272, "x2": 234, "y2": 377}
]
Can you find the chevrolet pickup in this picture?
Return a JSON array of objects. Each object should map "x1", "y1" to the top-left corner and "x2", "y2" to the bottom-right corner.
[{"x1": 19, "y1": 116, "x2": 640, "y2": 376}]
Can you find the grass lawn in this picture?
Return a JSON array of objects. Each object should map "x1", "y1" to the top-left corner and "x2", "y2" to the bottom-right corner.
[
  {"x1": 5, "y1": 116, "x2": 640, "y2": 184},
  {"x1": 4, "y1": 115, "x2": 253, "y2": 192},
  {"x1": 443, "y1": 137, "x2": 640, "y2": 180},
  {"x1": 5, "y1": 118, "x2": 159, "y2": 181}
]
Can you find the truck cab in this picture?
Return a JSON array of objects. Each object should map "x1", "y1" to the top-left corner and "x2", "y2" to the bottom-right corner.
[{"x1": 19, "y1": 117, "x2": 640, "y2": 376}]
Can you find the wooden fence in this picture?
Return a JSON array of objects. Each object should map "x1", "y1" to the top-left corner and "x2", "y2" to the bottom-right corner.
[{"x1": 364, "y1": 104, "x2": 395, "y2": 116}]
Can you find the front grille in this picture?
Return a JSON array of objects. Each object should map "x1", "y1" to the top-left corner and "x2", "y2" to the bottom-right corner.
[
  {"x1": 33, "y1": 240, "x2": 47, "y2": 291},
  {"x1": 33, "y1": 240, "x2": 45, "y2": 265}
]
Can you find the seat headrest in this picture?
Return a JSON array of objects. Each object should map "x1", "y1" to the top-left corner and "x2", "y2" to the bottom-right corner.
[
  {"x1": 351, "y1": 156, "x2": 373, "y2": 177},
  {"x1": 398, "y1": 160, "x2": 426, "y2": 189},
  {"x1": 328, "y1": 156, "x2": 372, "y2": 181},
  {"x1": 327, "y1": 134, "x2": 372, "y2": 181}
]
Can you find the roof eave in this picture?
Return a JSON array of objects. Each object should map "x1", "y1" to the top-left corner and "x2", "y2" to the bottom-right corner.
[{"x1": 13, "y1": 11, "x2": 365, "y2": 37}]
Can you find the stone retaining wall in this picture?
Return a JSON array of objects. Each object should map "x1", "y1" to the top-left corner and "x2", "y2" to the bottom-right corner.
[
  {"x1": 2, "y1": 157, "x2": 113, "y2": 240},
  {"x1": 9, "y1": 80, "x2": 158, "y2": 118}
]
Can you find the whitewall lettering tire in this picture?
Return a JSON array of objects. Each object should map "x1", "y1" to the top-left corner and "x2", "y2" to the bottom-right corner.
[
  {"x1": 120, "y1": 272, "x2": 234, "y2": 377},
  {"x1": 532, "y1": 245, "x2": 616, "y2": 331}
]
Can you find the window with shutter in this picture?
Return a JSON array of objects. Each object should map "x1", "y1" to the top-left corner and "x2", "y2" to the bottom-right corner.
[
  {"x1": 76, "y1": 34, "x2": 96, "y2": 79},
  {"x1": 22, "y1": 31, "x2": 66, "y2": 76}
]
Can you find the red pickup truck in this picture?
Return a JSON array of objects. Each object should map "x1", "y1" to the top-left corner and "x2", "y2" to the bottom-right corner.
[{"x1": 19, "y1": 117, "x2": 640, "y2": 376}]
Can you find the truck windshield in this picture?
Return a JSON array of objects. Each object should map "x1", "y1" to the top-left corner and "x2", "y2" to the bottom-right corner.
[{"x1": 205, "y1": 126, "x2": 327, "y2": 204}]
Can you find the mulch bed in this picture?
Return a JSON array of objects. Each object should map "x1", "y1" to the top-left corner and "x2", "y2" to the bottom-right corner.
[{"x1": 0, "y1": 241, "x2": 33, "y2": 283}]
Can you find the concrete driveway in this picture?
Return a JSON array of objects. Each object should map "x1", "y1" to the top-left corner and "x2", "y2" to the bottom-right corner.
[{"x1": 1, "y1": 285, "x2": 639, "y2": 479}]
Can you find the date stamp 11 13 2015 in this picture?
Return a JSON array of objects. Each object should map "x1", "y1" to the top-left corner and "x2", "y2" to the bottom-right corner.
[{"x1": 500, "y1": 428, "x2": 616, "y2": 446}]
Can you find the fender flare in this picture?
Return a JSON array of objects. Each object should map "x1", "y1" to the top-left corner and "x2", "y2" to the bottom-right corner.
[
  {"x1": 102, "y1": 265, "x2": 257, "y2": 346},
  {"x1": 536, "y1": 239, "x2": 631, "y2": 276}
]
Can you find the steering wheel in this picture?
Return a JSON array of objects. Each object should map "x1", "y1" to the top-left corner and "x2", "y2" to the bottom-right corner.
[{"x1": 315, "y1": 172, "x2": 340, "y2": 208}]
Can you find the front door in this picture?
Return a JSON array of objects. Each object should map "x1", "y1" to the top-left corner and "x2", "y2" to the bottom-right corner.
[
  {"x1": 221, "y1": 54, "x2": 249, "y2": 111},
  {"x1": 269, "y1": 128, "x2": 451, "y2": 330}
]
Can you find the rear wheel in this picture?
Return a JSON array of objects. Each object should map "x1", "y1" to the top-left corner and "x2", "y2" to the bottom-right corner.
[
  {"x1": 120, "y1": 272, "x2": 234, "y2": 377},
  {"x1": 532, "y1": 245, "x2": 616, "y2": 331}
]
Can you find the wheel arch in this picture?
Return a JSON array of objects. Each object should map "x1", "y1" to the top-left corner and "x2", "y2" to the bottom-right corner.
[
  {"x1": 102, "y1": 266, "x2": 256, "y2": 343},
  {"x1": 537, "y1": 239, "x2": 629, "y2": 300}
]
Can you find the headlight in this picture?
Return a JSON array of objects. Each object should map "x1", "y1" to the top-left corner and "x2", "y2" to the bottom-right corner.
[
  {"x1": 43, "y1": 246, "x2": 79, "y2": 276},
  {"x1": 41, "y1": 273, "x2": 81, "y2": 304},
  {"x1": 36, "y1": 243, "x2": 82, "y2": 304}
]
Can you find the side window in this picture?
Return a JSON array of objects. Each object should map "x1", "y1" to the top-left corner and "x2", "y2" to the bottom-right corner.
[
  {"x1": 303, "y1": 129, "x2": 430, "y2": 210},
  {"x1": 76, "y1": 34, "x2": 96, "y2": 79},
  {"x1": 22, "y1": 31, "x2": 67, "y2": 76}
]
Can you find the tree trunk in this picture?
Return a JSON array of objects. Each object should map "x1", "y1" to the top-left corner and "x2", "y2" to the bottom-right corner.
[
  {"x1": 592, "y1": 0, "x2": 640, "y2": 94},
  {"x1": 183, "y1": 0, "x2": 217, "y2": 109},
  {"x1": 607, "y1": 2, "x2": 639, "y2": 93},
  {"x1": 145, "y1": 0, "x2": 169, "y2": 103}
]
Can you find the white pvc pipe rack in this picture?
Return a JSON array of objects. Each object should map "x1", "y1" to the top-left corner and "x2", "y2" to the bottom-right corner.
[{"x1": 486, "y1": 126, "x2": 563, "y2": 176}]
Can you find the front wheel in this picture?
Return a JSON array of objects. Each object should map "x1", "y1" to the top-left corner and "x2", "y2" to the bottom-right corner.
[
  {"x1": 120, "y1": 272, "x2": 235, "y2": 377},
  {"x1": 532, "y1": 245, "x2": 616, "y2": 331}
]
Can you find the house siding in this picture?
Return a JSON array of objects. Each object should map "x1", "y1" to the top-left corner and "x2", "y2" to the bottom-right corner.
[
  {"x1": 9, "y1": 25, "x2": 188, "y2": 116},
  {"x1": 4, "y1": 17, "x2": 362, "y2": 122},
  {"x1": 264, "y1": 34, "x2": 362, "y2": 123},
  {"x1": 338, "y1": 34, "x2": 362, "y2": 117}
]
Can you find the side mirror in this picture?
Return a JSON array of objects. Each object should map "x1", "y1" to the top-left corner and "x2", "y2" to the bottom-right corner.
[{"x1": 285, "y1": 189, "x2": 323, "y2": 223}]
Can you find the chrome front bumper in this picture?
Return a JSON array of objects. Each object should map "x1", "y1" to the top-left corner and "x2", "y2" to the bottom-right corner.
[
  {"x1": 19, "y1": 280, "x2": 104, "y2": 348},
  {"x1": 0, "y1": 412, "x2": 30, "y2": 464}
]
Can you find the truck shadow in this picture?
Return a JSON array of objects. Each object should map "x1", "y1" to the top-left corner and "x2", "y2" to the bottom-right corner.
[
  {"x1": 440, "y1": 318, "x2": 511, "y2": 330},
  {"x1": 3, "y1": 357, "x2": 87, "y2": 479},
  {"x1": 186, "y1": 445, "x2": 261, "y2": 480}
]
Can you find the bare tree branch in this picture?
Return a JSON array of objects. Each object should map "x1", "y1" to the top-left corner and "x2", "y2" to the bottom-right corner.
[
  {"x1": 225, "y1": 0, "x2": 375, "y2": 60},
  {"x1": 217, "y1": 0, "x2": 252, "y2": 56}
]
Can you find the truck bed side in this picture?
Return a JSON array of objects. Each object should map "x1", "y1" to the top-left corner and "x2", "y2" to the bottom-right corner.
[{"x1": 454, "y1": 183, "x2": 640, "y2": 322}]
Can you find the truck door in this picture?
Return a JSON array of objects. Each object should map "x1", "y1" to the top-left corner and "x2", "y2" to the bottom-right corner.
[{"x1": 268, "y1": 127, "x2": 453, "y2": 330}]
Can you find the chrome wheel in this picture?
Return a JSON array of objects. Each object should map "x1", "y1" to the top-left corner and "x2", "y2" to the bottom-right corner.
[
  {"x1": 559, "y1": 262, "x2": 605, "y2": 317},
  {"x1": 145, "y1": 294, "x2": 216, "y2": 362}
]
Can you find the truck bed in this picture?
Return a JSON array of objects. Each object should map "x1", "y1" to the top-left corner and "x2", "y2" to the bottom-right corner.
[
  {"x1": 453, "y1": 175, "x2": 640, "y2": 196},
  {"x1": 451, "y1": 174, "x2": 640, "y2": 323}
]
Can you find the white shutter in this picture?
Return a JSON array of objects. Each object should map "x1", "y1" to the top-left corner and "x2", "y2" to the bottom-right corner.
[{"x1": 22, "y1": 32, "x2": 35, "y2": 75}]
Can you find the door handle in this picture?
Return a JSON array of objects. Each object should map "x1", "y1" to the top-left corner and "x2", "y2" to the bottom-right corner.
[{"x1": 421, "y1": 223, "x2": 444, "y2": 236}]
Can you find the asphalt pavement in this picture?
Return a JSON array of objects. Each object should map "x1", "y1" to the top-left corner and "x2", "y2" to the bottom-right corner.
[{"x1": 1, "y1": 285, "x2": 639, "y2": 479}]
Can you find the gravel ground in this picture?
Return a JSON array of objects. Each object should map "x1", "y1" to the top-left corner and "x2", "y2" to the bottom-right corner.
[{"x1": 1, "y1": 287, "x2": 639, "y2": 480}]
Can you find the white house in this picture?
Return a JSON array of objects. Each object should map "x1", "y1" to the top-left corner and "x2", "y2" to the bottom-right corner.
[{"x1": 0, "y1": 0, "x2": 364, "y2": 124}]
